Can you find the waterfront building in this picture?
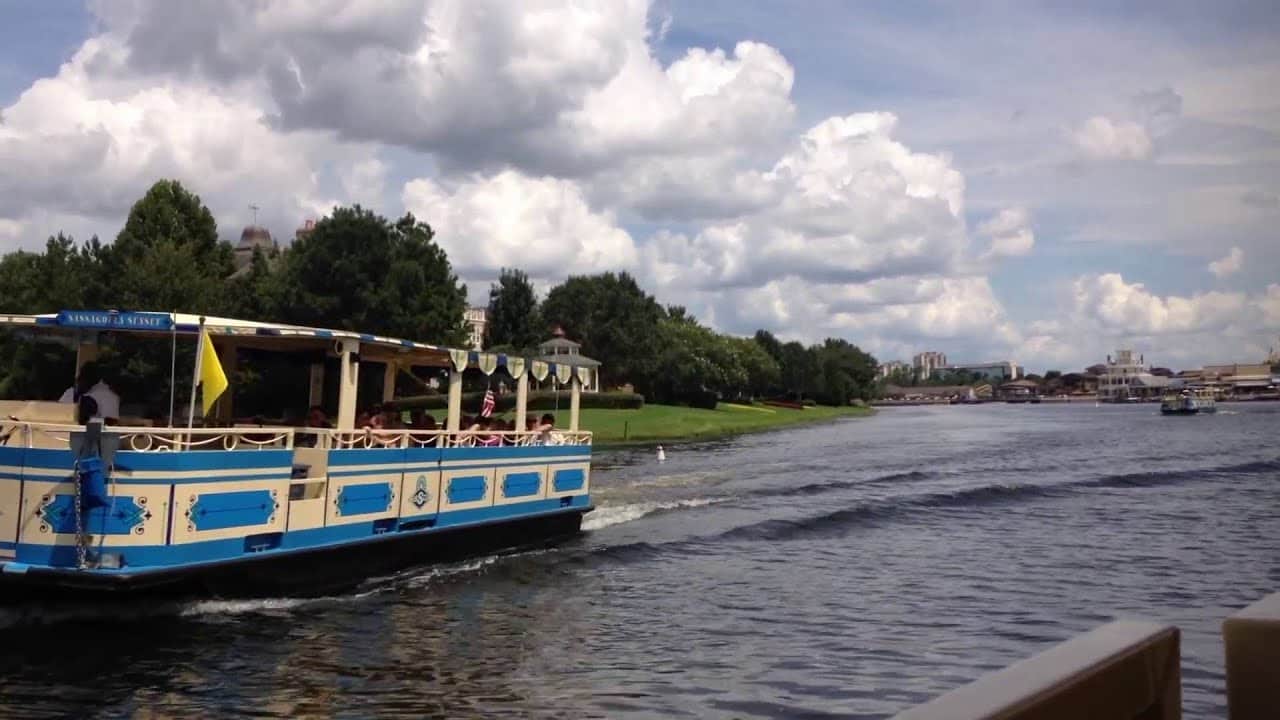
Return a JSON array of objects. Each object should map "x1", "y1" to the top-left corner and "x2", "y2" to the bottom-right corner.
[
  {"x1": 1201, "y1": 363, "x2": 1275, "y2": 398},
  {"x1": 535, "y1": 327, "x2": 601, "y2": 392},
  {"x1": 943, "y1": 360, "x2": 1021, "y2": 381},
  {"x1": 912, "y1": 351, "x2": 947, "y2": 381},
  {"x1": 464, "y1": 307, "x2": 488, "y2": 350},
  {"x1": 1000, "y1": 378, "x2": 1039, "y2": 400},
  {"x1": 1097, "y1": 349, "x2": 1170, "y2": 402}
]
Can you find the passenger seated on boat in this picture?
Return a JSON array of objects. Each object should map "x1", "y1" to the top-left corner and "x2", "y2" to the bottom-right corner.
[
  {"x1": 297, "y1": 406, "x2": 331, "y2": 447},
  {"x1": 306, "y1": 405, "x2": 332, "y2": 429},
  {"x1": 477, "y1": 417, "x2": 502, "y2": 446},
  {"x1": 532, "y1": 413, "x2": 558, "y2": 445},
  {"x1": 57, "y1": 361, "x2": 120, "y2": 425},
  {"x1": 356, "y1": 409, "x2": 373, "y2": 429},
  {"x1": 410, "y1": 412, "x2": 437, "y2": 431}
]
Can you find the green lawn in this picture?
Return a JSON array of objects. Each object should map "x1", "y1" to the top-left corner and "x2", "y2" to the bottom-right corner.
[{"x1": 576, "y1": 402, "x2": 872, "y2": 445}]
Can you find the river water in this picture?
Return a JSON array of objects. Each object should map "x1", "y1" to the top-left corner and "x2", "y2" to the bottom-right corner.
[{"x1": 2, "y1": 403, "x2": 1278, "y2": 718}]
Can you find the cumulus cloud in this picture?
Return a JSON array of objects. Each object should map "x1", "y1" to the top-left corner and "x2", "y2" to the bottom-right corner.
[
  {"x1": 977, "y1": 207, "x2": 1034, "y2": 260},
  {"x1": 1074, "y1": 116, "x2": 1153, "y2": 160},
  {"x1": 402, "y1": 170, "x2": 637, "y2": 281},
  {"x1": 0, "y1": 33, "x2": 378, "y2": 249},
  {"x1": 1208, "y1": 246, "x2": 1244, "y2": 278},
  {"x1": 638, "y1": 112, "x2": 968, "y2": 290},
  {"x1": 1073, "y1": 272, "x2": 1252, "y2": 335}
]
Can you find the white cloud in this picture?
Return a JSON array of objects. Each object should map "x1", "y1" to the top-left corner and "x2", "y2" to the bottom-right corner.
[
  {"x1": 402, "y1": 170, "x2": 637, "y2": 282},
  {"x1": 1208, "y1": 246, "x2": 1244, "y2": 278},
  {"x1": 638, "y1": 112, "x2": 968, "y2": 290},
  {"x1": 977, "y1": 207, "x2": 1034, "y2": 260},
  {"x1": 1073, "y1": 116, "x2": 1153, "y2": 160},
  {"x1": 0, "y1": 34, "x2": 377, "y2": 250},
  {"x1": 1073, "y1": 272, "x2": 1259, "y2": 335}
]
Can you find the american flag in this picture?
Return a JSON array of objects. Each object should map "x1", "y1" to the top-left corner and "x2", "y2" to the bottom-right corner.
[{"x1": 481, "y1": 388, "x2": 495, "y2": 417}]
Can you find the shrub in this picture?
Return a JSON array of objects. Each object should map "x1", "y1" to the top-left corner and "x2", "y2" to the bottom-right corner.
[{"x1": 684, "y1": 390, "x2": 719, "y2": 410}]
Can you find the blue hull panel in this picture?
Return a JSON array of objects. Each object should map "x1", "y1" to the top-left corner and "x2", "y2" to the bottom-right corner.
[{"x1": 0, "y1": 502, "x2": 590, "y2": 601}]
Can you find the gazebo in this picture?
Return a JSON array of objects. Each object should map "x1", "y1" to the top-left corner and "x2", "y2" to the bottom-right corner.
[{"x1": 535, "y1": 327, "x2": 601, "y2": 392}]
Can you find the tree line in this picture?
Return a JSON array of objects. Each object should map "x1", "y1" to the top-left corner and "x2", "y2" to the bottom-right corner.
[{"x1": 0, "y1": 179, "x2": 879, "y2": 414}]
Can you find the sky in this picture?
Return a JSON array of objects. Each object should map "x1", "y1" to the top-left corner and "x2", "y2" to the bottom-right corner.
[{"x1": 0, "y1": 0, "x2": 1277, "y2": 373}]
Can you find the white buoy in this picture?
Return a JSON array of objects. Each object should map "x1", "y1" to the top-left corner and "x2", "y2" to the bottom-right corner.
[{"x1": 657, "y1": 445, "x2": 666, "y2": 462}]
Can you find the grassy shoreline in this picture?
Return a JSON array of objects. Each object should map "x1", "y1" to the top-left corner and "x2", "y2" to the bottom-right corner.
[{"x1": 578, "y1": 402, "x2": 873, "y2": 446}]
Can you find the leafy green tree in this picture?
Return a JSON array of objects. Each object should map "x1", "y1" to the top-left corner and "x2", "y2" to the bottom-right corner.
[
  {"x1": 778, "y1": 341, "x2": 816, "y2": 400},
  {"x1": 540, "y1": 272, "x2": 663, "y2": 391},
  {"x1": 0, "y1": 234, "x2": 113, "y2": 400},
  {"x1": 275, "y1": 207, "x2": 468, "y2": 346},
  {"x1": 107, "y1": 179, "x2": 234, "y2": 313},
  {"x1": 729, "y1": 336, "x2": 780, "y2": 399},
  {"x1": 484, "y1": 268, "x2": 541, "y2": 350},
  {"x1": 808, "y1": 338, "x2": 878, "y2": 405}
]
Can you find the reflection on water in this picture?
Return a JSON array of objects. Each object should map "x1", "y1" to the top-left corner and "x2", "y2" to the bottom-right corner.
[{"x1": 2, "y1": 403, "x2": 1278, "y2": 718}]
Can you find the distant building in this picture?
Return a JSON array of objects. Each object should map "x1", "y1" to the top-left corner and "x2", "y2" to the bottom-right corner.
[
  {"x1": 296, "y1": 218, "x2": 316, "y2": 243},
  {"x1": 231, "y1": 225, "x2": 276, "y2": 277},
  {"x1": 1000, "y1": 378, "x2": 1039, "y2": 400},
  {"x1": 1098, "y1": 349, "x2": 1168, "y2": 402},
  {"x1": 464, "y1": 307, "x2": 488, "y2": 350},
  {"x1": 878, "y1": 360, "x2": 909, "y2": 379},
  {"x1": 912, "y1": 351, "x2": 947, "y2": 381},
  {"x1": 1200, "y1": 363, "x2": 1274, "y2": 398},
  {"x1": 943, "y1": 360, "x2": 1021, "y2": 381}
]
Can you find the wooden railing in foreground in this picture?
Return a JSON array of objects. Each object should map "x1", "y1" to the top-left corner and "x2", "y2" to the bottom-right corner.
[
  {"x1": 894, "y1": 621, "x2": 1180, "y2": 720},
  {"x1": 896, "y1": 592, "x2": 1280, "y2": 719},
  {"x1": 1223, "y1": 592, "x2": 1280, "y2": 720}
]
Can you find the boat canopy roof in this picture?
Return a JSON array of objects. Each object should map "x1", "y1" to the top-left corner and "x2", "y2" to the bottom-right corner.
[{"x1": 0, "y1": 309, "x2": 545, "y2": 376}]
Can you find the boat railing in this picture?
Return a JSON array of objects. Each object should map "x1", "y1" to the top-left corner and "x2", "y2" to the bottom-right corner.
[
  {"x1": 0, "y1": 421, "x2": 296, "y2": 451},
  {"x1": 1, "y1": 421, "x2": 592, "y2": 452},
  {"x1": 293, "y1": 428, "x2": 594, "y2": 450}
]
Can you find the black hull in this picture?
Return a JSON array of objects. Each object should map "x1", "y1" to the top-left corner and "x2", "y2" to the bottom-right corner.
[{"x1": 0, "y1": 509, "x2": 588, "y2": 604}]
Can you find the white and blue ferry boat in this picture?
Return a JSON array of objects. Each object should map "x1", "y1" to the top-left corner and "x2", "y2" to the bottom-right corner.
[{"x1": 0, "y1": 310, "x2": 594, "y2": 600}]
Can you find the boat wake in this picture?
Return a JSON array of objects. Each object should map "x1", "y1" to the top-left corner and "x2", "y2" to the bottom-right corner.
[{"x1": 583, "y1": 497, "x2": 724, "y2": 531}]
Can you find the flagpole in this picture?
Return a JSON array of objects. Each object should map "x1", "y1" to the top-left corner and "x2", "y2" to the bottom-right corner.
[{"x1": 186, "y1": 317, "x2": 206, "y2": 430}]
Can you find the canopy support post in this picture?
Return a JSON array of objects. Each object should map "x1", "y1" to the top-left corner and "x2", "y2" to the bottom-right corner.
[
  {"x1": 446, "y1": 370, "x2": 463, "y2": 432},
  {"x1": 336, "y1": 340, "x2": 360, "y2": 430},
  {"x1": 382, "y1": 362, "x2": 397, "y2": 404},
  {"x1": 75, "y1": 331, "x2": 99, "y2": 373},
  {"x1": 515, "y1": 372, "x2": 529, "y2": 434},
  {"x1": 308, "y1": 363, "x2": 325, "y2": 409},
  {"x1": 569, "y1": 375, "x2": 581, "y2": 432}
]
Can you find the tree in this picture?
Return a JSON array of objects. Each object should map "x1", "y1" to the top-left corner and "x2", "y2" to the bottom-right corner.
[
  {"x1": 275, "y1": 207, "x2": 468, "y2": 346},
  {"x1": 808, "y1": 338, "x2": 878, "y2": 405},
  {"x1": 107, "y1": 179, "x2": 234, "y2": 313},
  {"x1": 540, "y1": 272, "x2": 663, "y2": 390},
  {"x1": 1044, "y1": 370, "x2": 1062, "y2": 381},
  {"x1": 0, "y1": 234, "x2": 113, "y2": 401},
  {"x1": 484, "y1": 268, "x2": 541, "y2": 350},
  {"x1": 730, "y1": 336, "x2": 781, "y2": 400},
  {"x1": 777, "y1": 341, "x2": 816, "y2": 400}
]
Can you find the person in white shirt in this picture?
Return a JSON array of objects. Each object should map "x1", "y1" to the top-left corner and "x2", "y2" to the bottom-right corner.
[{"x1": 58, "y1": 361, "x2": 121, "y2": 424}]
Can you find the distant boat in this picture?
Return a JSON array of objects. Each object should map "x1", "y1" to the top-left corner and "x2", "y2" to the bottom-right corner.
[{"x1": 1161, "y1": 389, "x2": 1216, "y2": 416}]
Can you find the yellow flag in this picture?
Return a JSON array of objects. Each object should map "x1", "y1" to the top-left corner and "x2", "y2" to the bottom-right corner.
[{"x1": 200, "y1": 331, "x2": 228, "y2": 415}]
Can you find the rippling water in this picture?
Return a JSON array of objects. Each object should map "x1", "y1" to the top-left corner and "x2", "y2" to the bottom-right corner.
[{"x1": 3, "y1": 403, "x2": 1278, "y2": 718}]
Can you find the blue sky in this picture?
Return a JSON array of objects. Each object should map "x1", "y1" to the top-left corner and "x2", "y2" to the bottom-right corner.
[{"x1": 1, "y1": 1, "x2": 1277, "y2": 371}]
